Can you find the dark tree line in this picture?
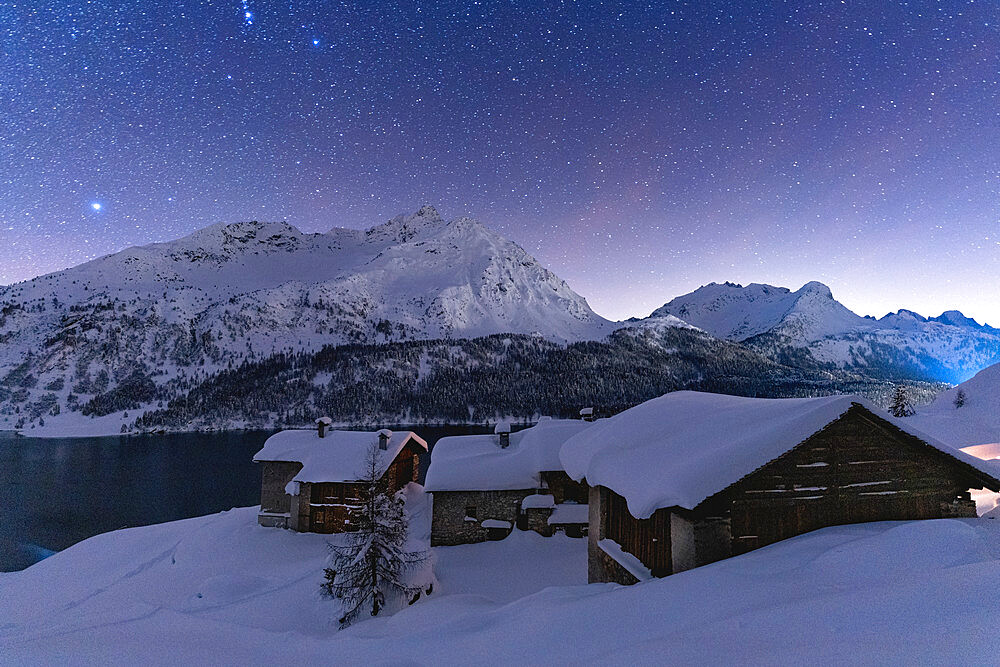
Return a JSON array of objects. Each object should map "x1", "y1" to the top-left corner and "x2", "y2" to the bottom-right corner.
[{"x1": 129, "y1": 327, "x2": 944, "y2": 432}]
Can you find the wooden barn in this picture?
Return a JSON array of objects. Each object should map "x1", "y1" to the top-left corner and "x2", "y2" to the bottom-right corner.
[
  {"x1": 558, "y1": 391, "x2": 1000, "y2": 585},
  {"x1": 253, "y1": 422, "x2": 427, "y2": 534},
  {"x1": 424, "y1": 418, "x2": 592, "y2": 546}
]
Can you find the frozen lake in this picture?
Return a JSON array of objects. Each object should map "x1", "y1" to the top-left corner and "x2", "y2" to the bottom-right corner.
[{"x1": 0, "y1": 425, "x2": 500, "y2": 571}]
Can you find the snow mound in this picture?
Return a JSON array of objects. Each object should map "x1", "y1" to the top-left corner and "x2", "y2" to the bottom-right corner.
[
  {"x1": 4, "y1": 515, "x2": 1000, "y2": 663},
  {"x1": 910, "y1": 362, "x2": 1000, "y2": 447}
]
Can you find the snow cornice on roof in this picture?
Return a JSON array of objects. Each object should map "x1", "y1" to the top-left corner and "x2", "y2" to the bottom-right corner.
[
  {"x1": 559, "y1": 391, "x2": 1000, "y2": 519},
  {"x1": 254, "y1": 429, "x2": 428, "y2": 484}
]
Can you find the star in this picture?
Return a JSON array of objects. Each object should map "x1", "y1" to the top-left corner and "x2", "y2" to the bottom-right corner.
[{"x1": 90, "y1": 202, "x2": 102, "y2": 211}]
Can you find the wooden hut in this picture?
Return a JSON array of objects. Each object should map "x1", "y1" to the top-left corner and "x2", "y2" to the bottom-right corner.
[
  {"x1": 253, "y1": 423, "x2": 427, "y2": 533},
  {"x1": 425, "y1": 418, "x2": 592, "y2": 545},
  {"x1": 559, "y1": 391, "x2": 1000, "y2": 584}
]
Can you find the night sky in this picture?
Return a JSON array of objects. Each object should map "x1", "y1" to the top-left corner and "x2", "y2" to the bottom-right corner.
[{"x1": 2, "y1": 1, "x2": 998, "y2": 323}]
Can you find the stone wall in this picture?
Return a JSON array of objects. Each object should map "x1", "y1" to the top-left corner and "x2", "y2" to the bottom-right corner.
[
  {"x1": 523, "y1": 506, "x2": 555, "y2": 536},
  {"x1": 258, "y1": 460, "x2": 302, "y2": 527},
  {"x1": 430, "y1": 489, "x2": 534, "y2": 546},
  {"x1": 693, "y1": 515, "x2": 732, "y2": 567}
]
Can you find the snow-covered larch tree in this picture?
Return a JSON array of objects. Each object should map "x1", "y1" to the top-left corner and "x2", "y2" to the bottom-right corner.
[
  {"x1": 321, "y1": 441, "x2": 430, "y2": 627},
  {"x1": 954, "y1": 389, "x2": 967, "y2": 409},
  {"x1": 889, "y1": 385, "x2": 915, "y2": 417}
]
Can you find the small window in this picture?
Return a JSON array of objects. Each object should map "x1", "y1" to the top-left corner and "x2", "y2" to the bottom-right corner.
[{"x1": 464, "y1": 506, "x2": 477, "y2": 520}]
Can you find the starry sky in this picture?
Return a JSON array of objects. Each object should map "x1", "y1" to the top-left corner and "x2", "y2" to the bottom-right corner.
[{"x1": 2, "y1": 1, "x2": 999, "y2": 323}]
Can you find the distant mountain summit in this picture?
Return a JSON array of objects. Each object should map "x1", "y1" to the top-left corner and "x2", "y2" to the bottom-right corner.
[
  {"x1": 650, "y1": 281, "x2": 859, "y2": 342},
  {"x1": 649, "y1": 281, "x2": 1000, "y2": 383},
  {"x1": 0, "y1": 207, "x2": 613, "y2": 430}
]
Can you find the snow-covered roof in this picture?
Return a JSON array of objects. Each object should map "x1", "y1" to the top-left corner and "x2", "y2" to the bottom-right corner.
[
  {"x1": 548, "y1": 503, "x2": 588, "y2": 524},
  {"x1": 424, "y1": 419, "x2": 593, "y2": 492},
  {"x1": 522, "y1": 494, "x2": 556, "y2": 509},
  {"x1": 559, "y1": 390, "x2": 1000, "y2": 519},
  {"x1": 254, "y1": 429, "x2": 427, "y2": 483}
]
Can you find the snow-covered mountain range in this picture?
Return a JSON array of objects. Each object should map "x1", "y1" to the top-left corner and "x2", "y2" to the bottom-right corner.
[
  {"x1": 2, "y1": 208, "x2": 997, "y2": 433},
  {"x1": 0, "y1": 206, "x2": 614, "y2": 428},
  {"x1": 650, "y1": 281, "x2": 1000, "y2": 384}
]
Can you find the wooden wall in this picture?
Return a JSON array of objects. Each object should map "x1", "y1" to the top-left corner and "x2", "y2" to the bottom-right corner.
[
  {"x1": 540, "y1": 470, "x2": 589, "y2": 504},
  {"x1": 718, "y1": 406, "x2": 981, "y2": 555},
  {"x1": 603, "y1": 489, "x2": 672, "y2": 577},
  {"x1": 304, "y1": 441, "x2": 424, "y2": 534}
]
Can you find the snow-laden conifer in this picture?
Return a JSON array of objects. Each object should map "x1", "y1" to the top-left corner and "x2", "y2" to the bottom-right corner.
[
  {"x1": 889, "y1": 385, "x2": 915, "y2": 417},
  {"x1": 321, "y1": 442, "x2": 430, "y2": 627}
]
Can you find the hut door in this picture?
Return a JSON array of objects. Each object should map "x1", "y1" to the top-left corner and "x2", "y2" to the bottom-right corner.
[{"x1": 398, "y1": 452, "x2": 415, "y2": 486}]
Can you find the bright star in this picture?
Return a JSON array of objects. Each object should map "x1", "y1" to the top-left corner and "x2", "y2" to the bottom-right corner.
[
  {"x1": 90, "y1": 202, "x2": 102, "y2": 211},
  {"x1": 312, "y1": 39, "x2": 320, "y2": 46}
]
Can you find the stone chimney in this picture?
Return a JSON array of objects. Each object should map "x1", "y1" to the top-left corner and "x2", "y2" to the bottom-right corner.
[
  {"x1": 316, "y1": 416, "x2": 333, "y2": 438},
  {"x1": 494, "y1": 420, "x2": 512, "y2": 448},
  {"x1": 377, "y1": 428, "x2": 393, "y2": 451}
]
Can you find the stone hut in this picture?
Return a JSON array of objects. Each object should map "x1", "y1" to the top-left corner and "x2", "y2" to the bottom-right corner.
[
  {"x1": 559, "y1": 391, "x2": 1000, "y2": 585},
  {"x1": 425, "y1": 418, "x2": 592, "y2": 546},
  {"x1": 253, "y1": 424, "x2": 427, "y2": 533}
]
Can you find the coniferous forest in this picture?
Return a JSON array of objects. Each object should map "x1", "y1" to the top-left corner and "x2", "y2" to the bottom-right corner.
[{"x1": 127, "y1": 326, "x2": 944, "y2": 432}]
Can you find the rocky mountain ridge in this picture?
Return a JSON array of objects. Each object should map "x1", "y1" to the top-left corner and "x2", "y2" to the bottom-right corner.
[{"x1": 650, "y1": 281, "x2": 1000, "y2": 384}]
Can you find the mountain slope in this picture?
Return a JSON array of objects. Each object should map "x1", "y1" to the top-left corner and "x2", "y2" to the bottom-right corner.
[
  {"x1": 909, "y1": 362, "x2": 1000, "y2": 447},
  {"x1": 127, "y1": 327, "x2": 920, "y2": 434},
  {"x1": 651, "y1": 281, "x2": 862, "y2": 341},
  {"x1": 0, "y1": 206, "x2": 613, "y2": 428},
  {"x1": 650, "y1": 281, "x2": 1000, "y2": 383}
]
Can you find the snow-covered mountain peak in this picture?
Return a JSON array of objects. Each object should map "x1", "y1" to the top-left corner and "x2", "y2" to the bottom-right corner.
[
  {"x1": 649, "y1": 280, "x2": 857, "y2": 341},
  {"x1": 363, "y1": 205, "x2": 452, "y2": 244},
  {"x1": 797, "y1": 281, "x2": 834, "y2": 299},
  {"x1": 931, "y1": 310, "x2": 986, "y2": 329},
  {"x1": 882, "y1": 309, "x2": 927, "y2": 323},
  {"x1": 645, "y1": 279, "x2": 1000, "y2": 384},
  {"x1": 0, "y1": 207, "x2": 620, "y2": 431}
]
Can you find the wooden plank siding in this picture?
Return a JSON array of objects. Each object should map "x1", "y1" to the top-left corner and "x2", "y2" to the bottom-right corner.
[
  {"x1": 716, "y1": 405, "x2": 983, "y2": 555},
  {"x1": 307, "y1": 442, "x2": 423, "y2": 534},
  {"x1": 604, "y1": 489, "x2": 672, "y2": 576},
  {"x1": 589, "y1": 403, "x2": 1000, "y2": 583}
]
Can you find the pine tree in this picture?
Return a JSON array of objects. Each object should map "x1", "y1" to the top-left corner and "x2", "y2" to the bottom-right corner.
[
  {"x1": 889, "y1": 385, "x2": 915, "y2": 417},
  {"x1": 321, "y1": 442, "x2": 430, "y2": 627},
  {"x1": 954, "y1": 389, "x2": 967, "y2": 409}
]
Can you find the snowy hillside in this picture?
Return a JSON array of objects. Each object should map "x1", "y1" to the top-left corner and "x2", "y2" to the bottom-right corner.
[
  {"x1": 2, "y1": 507, "x2": 999, "y2": 663},
  {"x1": 0, "y1": 206, "x2": 613, "y2": 428},
  {"x1": 909, "y1": 362, "x2": 1000, "y2": 447},
  {"x1": 651, "y1": 281, "x2": 1000, "y2": 383}
]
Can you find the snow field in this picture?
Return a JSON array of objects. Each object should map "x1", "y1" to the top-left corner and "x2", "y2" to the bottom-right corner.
[{"x1": 4, "y1": 505, "x2": 1000, "y2": 664}]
